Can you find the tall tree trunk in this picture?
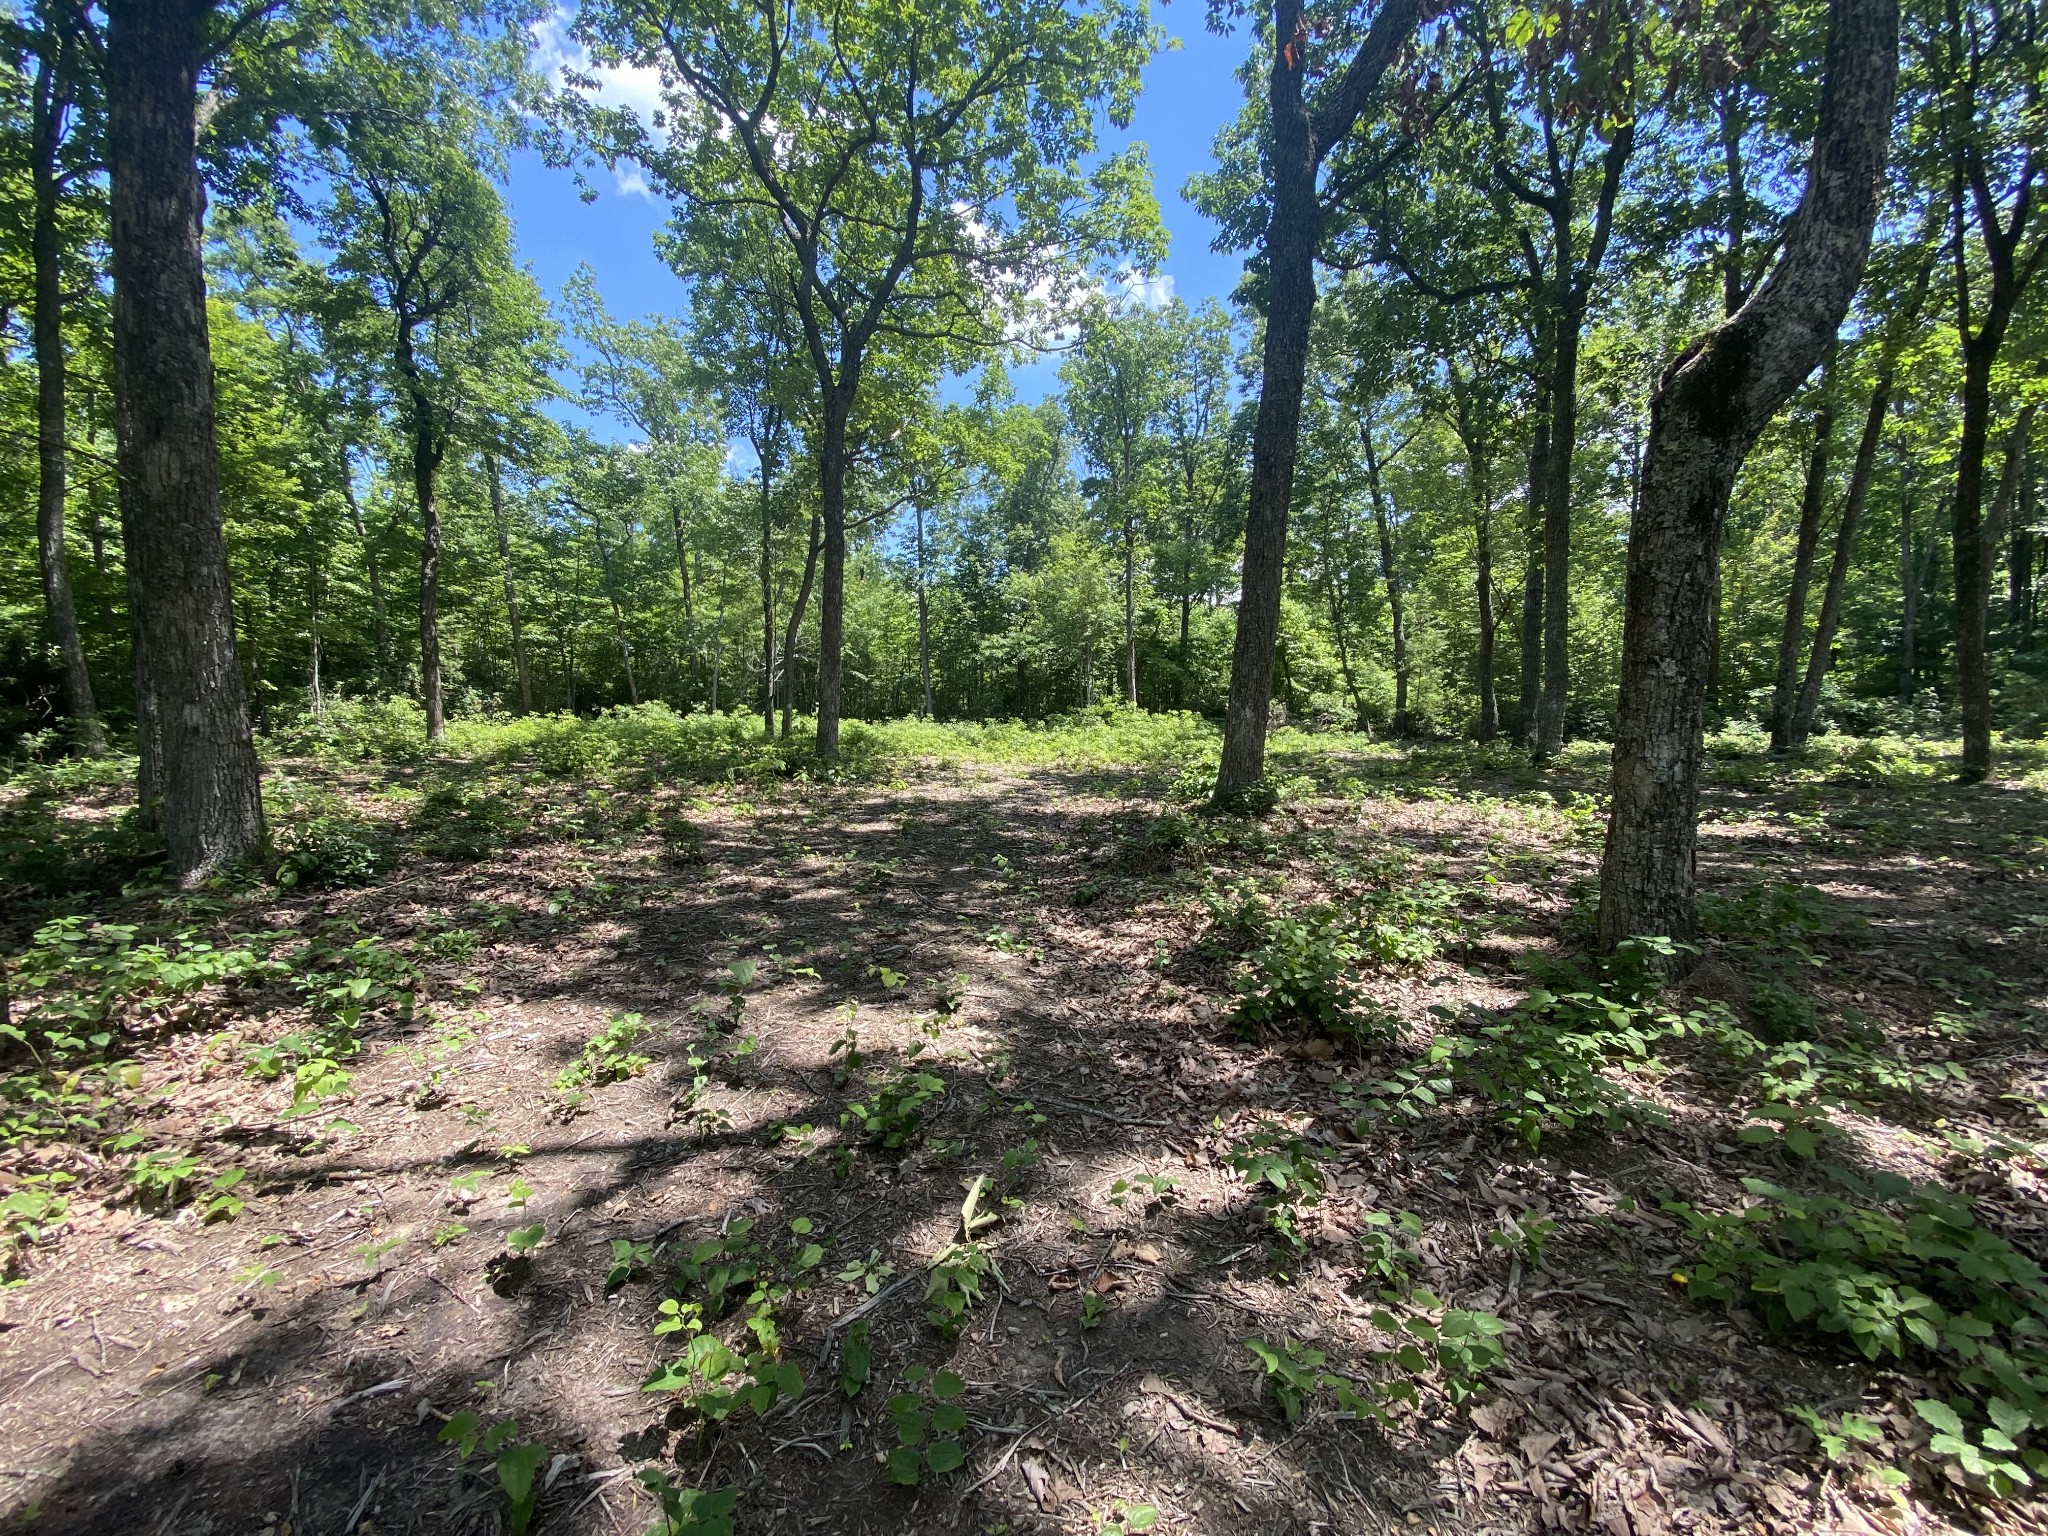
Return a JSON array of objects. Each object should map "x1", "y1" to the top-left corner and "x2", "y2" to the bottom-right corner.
[
  {"x1": 588, "y1": 505, "x2": 639, "y2": 705},
  {"x1": 1516, "y1": 373, "x2": 1550, "y2": 746},
  {"x1": 1474, "y1": 474, "x2": 1498, "y2": 743},
  {"x1": 1770, "y1": 363, "x2": 1837, "y2": 748},
  {"x1": 105, "y1": 0, "x2": 266, "y2": 880},
  {"x1": 1790, "y1": 376, "x2": 1890, "y2": 746},
  {"x1": 488, "y1": 453, "x2": 532, "y2": 714},
  {"x1": 1212, "y1": 0, "x2": 1420, "y2": 802},
  {"x1": 816, "y1": 386, "x2": 851, "y2": 758},
  {"x1": 2014, "y1": 470, "x2": 2036, "y2": 649},
  {"x1": 757, "y1": 449, "x2": 776, "y2": 735},
  {"x1": 1122, "y1": 508, "x2": 1138, "y2": 706},
  {"x1": 396, "y1": 319, "x2": 447, "y2": 741},
  {"x1": 340, "y1": 449, "x2": 393, "y2": 690},
  {"x1": 1900, "y1": 485, "x2": 1921, "y2": 697},
  {"x1": 30, "y1": 43, "x2": 103, "y2": 752},
  {"x1": 307, "y1": 552, "x2": 324, "y2": 715},
  {"x1": 782, "y1": 510, "x2": 822, "y2": 739},
  {"x1": 1533, "y1": 308, "x2": 1581, "y2": 755},
  {"x1": 1596, "y1": 0, "x2": 1896, "y2": 953},
  {"x1": 916, "y1": 502, "x2": 934, "y2": 719},
  {"x1": 668, "y1": 495, "x2": 696, "y2": 702},
  {"x1": 1360, "y1": 411, "x2": 1409, "y2": 734}
]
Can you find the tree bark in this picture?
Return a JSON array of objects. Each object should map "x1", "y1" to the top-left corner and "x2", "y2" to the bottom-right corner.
[
  {"x1": 816, "y1": 387, "x2": 850, "y2": 757},
  {"x1": 1213, "y1": 0, "x2": 1421, "y2": 801},
  {"x1": 1516, "y1": 371, "x2": 1549, "y2": 746},
  {"x1": 587, "y1": 503, "x2": 639, "y2": 706},
  {"x1": 1449, "y1": 370, "x2": 1498, "y2": 740},
  {"x1": 1359, "y1": 411, "x2": 1409, "y2": 734},
  {"x1": 105, "y1": 0, "x2": 266, "y2": 881},
  {"x1": 915, "y1": 501, "x2": 935, "y2": 718},
  {"x1": 782, "y1": 509, "x2": 822, "y2": 738},
  {"x1": 756, "y1": 440, "x2": 776, "y2": 735},
  {"x1": 1789, "y1": 374, "x2": 1889, "y2": 746},
  {"x1": 1596, "y1": 0, "x2": 1896, "y2": 954},
  {"x1": 30, "y1": 38, "x2": 103, "y2": 752},
  {"x1": 339, "y1": 449, "x2": 393, "y2": 690},
  {"x1": 487, "y1": 453, "x2": 532, "y2": 714},
  {"x1": 1769, "y1": 361, "x2": 1837, "y2": 748}
]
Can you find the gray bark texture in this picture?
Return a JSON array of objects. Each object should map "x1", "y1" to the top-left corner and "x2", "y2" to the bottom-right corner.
[
  {"x1": 106, "y1": 0, "x2": 266, "y2": 881},
  {"x1": 1595, "y1": 0, "x2": 1896, "y2": 953}
]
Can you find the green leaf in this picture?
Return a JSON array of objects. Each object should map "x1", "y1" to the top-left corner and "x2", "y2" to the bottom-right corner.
[
  {"x1": 1915, "y1": 1399, "x2": 1966, "y2": 1438},
  {"x1": 886, "y1": 1445, "x2": 922, "y2": 1486},
  {"x1": 925, "y1": 1438, "x2": 965, "y2": 1474}
]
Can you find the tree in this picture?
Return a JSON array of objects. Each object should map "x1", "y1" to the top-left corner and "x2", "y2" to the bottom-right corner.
[
  {"x1": 103, "y1": 0, "x2": 267, "y2": 879},
  {"x1": 1910, "y1": 0, "x2": 2048, "y2": 779},
  {"x1": 310, "y1": 13, "x2": 550, "y2": 740},
  {"x1": 1596, "y1": 0, "x2": 1897, "y2": 953},
  {"x1": 570, "y1": 0, "x2": 1162, "y2": 760},
  {"x1": 1198, "y1": 0, "x2": 1425, "y2": 803},
  {"x1": 3, "y1": 1, "x2": 104, "y2": 749},
  {"x1": 1062, "y1": 298, "x2": 1169, "y2": 706}
]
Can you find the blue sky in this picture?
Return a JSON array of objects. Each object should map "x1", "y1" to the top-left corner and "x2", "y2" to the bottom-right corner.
[{"x1": 502, "y1": 4, "x2": 1254, "y2": 432}]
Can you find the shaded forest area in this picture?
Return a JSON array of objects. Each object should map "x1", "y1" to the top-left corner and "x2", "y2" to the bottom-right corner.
[{"x1": 2, "y1": 0, "x2": 2048, "y2": 1532}]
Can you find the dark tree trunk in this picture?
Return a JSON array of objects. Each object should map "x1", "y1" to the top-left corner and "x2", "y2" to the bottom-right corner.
[
  {"x1": 816, "y1": 387, "x2": 851, "y2": 757},
  {"x1": 1360, "y1": 412, "x2": 1409, "y2": 734},
  {"x1": 782, "y1": 509, "x2": 822, "y2": 739},
  {"x1": 488, "y1": 453, "x2": 532, "y2": 714},
  {"x1": 30, "y1": 42, "x2": 103, "y2": 752},
  {"x1": 1790, "y1": 373, "x2": 1890, "y2": 746},
  {"x1": 757, "y1": 443, "x2": 776, "y2": 735},
  {"x1": 1450, "y1": 371, "x2": 1498, "y2": 741},
  {"x1": 1901, "y1": 487, "x2": 1922, "y2": 697},
  {"x1": 1770, "y1": 364, "x2": 1837, "y2": 748},
  {"x1": 1596, "y1": 0, "x2": 1896, "y2": 953},
  {"x1": 668, "y1": 495, "x2": 697, "y2": 702},
  {"x1": 1516, "y1": 374, "x2": 1549, "y2": 746},
  {"x1": 105, "y1": 0, "x2": 266, "y2": 881},
  {"x1": 1533, "y1": 310, "x2": 1580, "y2": 755},
  {"x1": 1122, "y1": 507, "x2": 1138, "y2": 706},
  {"x1": 915, "y1": 502, "x2": 934, "y2": 719},
  {"x1": 397, "y1": 344, "x2": 447, "y2": 740},
  {"x1": 1212, "y1": 0, "x2": 1421, "y2": 802}
]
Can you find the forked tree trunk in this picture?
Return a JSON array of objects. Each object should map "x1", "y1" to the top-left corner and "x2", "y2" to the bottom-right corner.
[
  {"x1": 1769, "y1": 362, "x2": 1837, "y2": 748},
  {"x1": 105, "y1": 0, "x2": 266, "y2": 881},
  {"x1": 30, "y1": 41, "x2": 103, "y2": 752},
  {"x1": 1596, "y1": 0, "x2": 1896, "y2": 953}
]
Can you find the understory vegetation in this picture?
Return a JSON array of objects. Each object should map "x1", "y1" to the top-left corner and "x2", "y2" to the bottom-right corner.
[{"x1": 1, "y1": 713, "x2": 2043, "y2": 1533}]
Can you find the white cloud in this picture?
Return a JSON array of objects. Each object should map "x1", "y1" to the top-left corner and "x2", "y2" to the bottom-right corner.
[
  {"x1": 1120, "y1": 271, "x2": 1176, "y2": 309},
  {"x1": 530, "y1": 6, "x2": 670, "y2": 187}
]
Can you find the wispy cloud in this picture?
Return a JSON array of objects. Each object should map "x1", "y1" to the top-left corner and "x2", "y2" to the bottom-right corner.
[{"x1": 529, "y1": 7, "x2": 667, "y2": 197}]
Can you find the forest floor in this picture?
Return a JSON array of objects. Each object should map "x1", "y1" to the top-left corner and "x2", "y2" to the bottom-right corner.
[{"x1": 2, "y1": 717, "x2": 2047, "y2": 1536}]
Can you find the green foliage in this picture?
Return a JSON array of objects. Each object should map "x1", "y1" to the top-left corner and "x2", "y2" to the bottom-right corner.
[
  {"x1": 1245, "y1": 1301, "x2": 1503, "y2": 1428},
  {"x1": 636, "y1": 1473, "x2": 738, "y2": 1536},
  {"x1": 556, "y1": 1011, "x2": 657, "y2": 1093},
  {"x1": 1226, "y1": 1123, "x2": 1328, "y2": 1248},
  {"x1": 268, "y1": 783, "x2": 383, "y2": 888},
  {"x1": 883, "y1": 1365, "x2": 969, "y2": 1485},
  {"x1": 1671, "y1": 1165, "x2": 2048, "y2": 1489},
  {"x1": 841, "y1": 1068, "x2": 944, "y2": 1151},
  {"x1": 414, "y1": 777, "x2": 520, "y2": 862},
  {"x1": 0, "y1": 1173, "x2": 72, "y2": 1276},
  {"x1": 438, "y1": 1414, "x2": 548, "y2": 1536}
]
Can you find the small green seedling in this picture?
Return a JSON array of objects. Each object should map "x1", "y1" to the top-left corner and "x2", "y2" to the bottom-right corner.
[{"x1": 884, "y1": 1366, "x2": 968, "y2": 1485}]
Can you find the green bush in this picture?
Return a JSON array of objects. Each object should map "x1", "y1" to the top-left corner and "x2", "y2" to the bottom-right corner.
[
  {"x1": 271, "y1": 696, "x2": 430, "y2": 763},
  {"x1": 268, "y1": 782, "x2": 383, "y2": 889}
]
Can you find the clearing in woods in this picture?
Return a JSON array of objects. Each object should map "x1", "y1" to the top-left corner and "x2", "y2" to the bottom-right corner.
[{"x1": 2, "y1": 711, "x2": 2047, "y2": 1535}]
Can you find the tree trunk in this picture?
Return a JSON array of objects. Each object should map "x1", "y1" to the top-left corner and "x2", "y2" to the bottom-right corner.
[
  {"x1": 1952, "y1": 338, "x2": 2001, "y2": 777},
  {"x1": 488, "y1": 453, "x2": 532, "y2": 714},
  {"x1": 916, "y1": 502, "x2": 934, "y2": 718},
  {"x1": 30, "y1": 43, "x2": 103, "y2": 752},
  {"x1": 757, "y1": 450, "x2": 776, "y2": 735},
  {"x1": 1770, "y1": 364, "x2": 1837, "y2": 748},
  {"x1": 1900, "y1": 486, "x2": 1920, "y2": 697},
  {"x1": 1359, "y1": 411, "x2": 1409, "y2": 734},
  {"x1": 1789, "y1": 374, "x2": 1890, "y2": 746},
  {"x1": 816, "y1": 387, "x2": 850, "y2": 758},
  {"x1": 1596, "y1": 0, "x2": 1896, "y2": 953},
  {"x1": 1533, "y1": 308, "x2": 1581, "y2": 755},
  {"x1": 1212, "y1": 0, "x2": 1420, "y2": 802},
  {"x1": 1516, "y1": 369, "x2": 1550, "y2": 746},
  {"x1": 105, "y1": 0, "x2": 266, "y2": 881},
  {"x1": 2014, "y1": 470, "x2": 2036, "y2": 649},
  {"x1": 1474, "y1": 462, "x2": 1498, "y2": 743},
  {"x1": 1122, "y1": 508, "x2": 1138, "y2": 706},
  {"x1": 782, "y1": 509, "x2": 822, "y2": 739},
  {"x1": 307, "y1": 552, "x2": 324, "y2": 714},
  {"x1": 588, "y1": 505, "x2": 639, "y2": 706},
  {"x1": 340, "y1": 450, "x2": 393, "y2": 690},
  {"x1": 669, "y1": 495, "x2": 697, "y2": 702}
]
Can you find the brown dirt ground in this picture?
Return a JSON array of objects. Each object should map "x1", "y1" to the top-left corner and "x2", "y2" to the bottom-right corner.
[{"x1": 2, "y1": 744, "x2": 2046, "y2": 1536}]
